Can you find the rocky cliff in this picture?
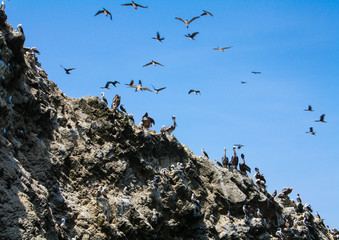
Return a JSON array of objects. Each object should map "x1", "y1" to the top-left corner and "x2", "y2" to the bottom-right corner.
[{"x1": 0, "y1": 9, "x2": 337, "y2": 240}]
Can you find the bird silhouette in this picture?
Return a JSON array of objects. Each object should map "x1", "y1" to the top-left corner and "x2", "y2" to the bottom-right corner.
[
  {"x1": 241, "y1": 81, "x2": 247, "y2": 84},
  {"x1": 213, "y1": 46, "x2": 232, "y2": 52},
  {"x1": 306, "y1": 127, "x2": 316, "y2": 135},
  {"x1": 121, "y1": 1, "x2": 147, "y2": 10},
  {"x1": 251, "y1": 71, "x2": 261, "y2": 74},
  {"x1": 315, "y1": 114, "x2": 326, "y2": 123},
  {"x1": 143, "y1": 60, "x2": 164, "y2": 67},
  {"x1": 152, "y1": 85, "x2": 166, "y2": 94},
  {"x1": 60, "y1": 65, "x2": 75, "y2": 74},
  {"x1": 234, "y1": 144, "x2": 244, "y2": 149},
  {"x1": 185, "y1": 32, "x2": 199, "y2": 40},
  {"x1": 304, "y1": 105, "x2": 314, "y2": 112},
  {"x1": 101, "y1": 92, "x2": 108, "y2": 105},
  {"x1": 201, "y1": 10, "x2": 213, "y2": 17},
  {"x1": 95, "y1": 8, "x2": 112, "y2": 20},
  {"x1": 152, "y1": 32, "x2": 165, "y2": 42},
  {"x1": 101, "y1": 81, "x2": 120, "y2": 89},
  {"x1": 188, "y1": 89, "x2": 201, "y2": 95},
  {"x1": 175, "y1": 17, "x2": 200, "y2": 28}
]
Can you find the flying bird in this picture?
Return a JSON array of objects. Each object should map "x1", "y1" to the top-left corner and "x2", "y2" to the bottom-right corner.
[
  {"x1": 152, "y1": 85, "x2": 166, "y2": 94},
  {"x1": 143, "y1": 60, "x2": 164, "y2": 67},
  {"x1": 306, "y1": 127, "x2": 316, "y2": 135},
  {"x1": 315, "y1": 114, "x2": 326, "y2": 123},
  {"x1": 185, "y1": 32, "x2": 199, "y2": 40},
  {"x1": 201, "y1": 10, "x2": 213, "y2": 17},
  {"x1": 95, "y1": 8, "x2": 112, "y2": 20},
  {"x1": 241, "y1": 81, "x2": 247, "y2": 84},
  {"x1": 234, "y1": 144, "x2": 244, "y2": 149},
  {"x1": 304, "y1": 105, "x2": 314, "y2": 112},
  {"x1": 126, "y1": 80, "x2": 152, "y2": 92},
  {"x1": 251, "y1": 71, "x2": 261, "y2": 74},
  {"x1": 101, "y1": 92, "x2": 108, "y2": 105},
  {"x1": 60, "y1": 65, "x2": 75, "y2": 74},
  {"x1": 213, "y1": 46, "x2": 232, "y2": 52},
  {"x1": 101, "y1": 81, "x2": 120, "y2": 89},
  {"x1": 121, "y1": 1, "x2": 147, "y2": 10},
  {"x1": 152, "y1": 32, "x2": 165, "y2": 42},
  {"x1": 188, "y1": 89, "x2": 201, "y2": 95},
  {"x1": 175, "y1": 16, "x2": 200, "y2": 28}
]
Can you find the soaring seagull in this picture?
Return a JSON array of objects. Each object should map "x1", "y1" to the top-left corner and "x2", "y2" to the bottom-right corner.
[
  {"x1": 121, "y1": 1, "x2": 147, "y2": 10},
  {"x1": 175, "y1": 16, "x2": 200, "y2": 28},
  {"x1": 213, "y1": 46, "x2": 232, "y2": 52},
  {"x1": 201, "y1": 10, "x2": 213, "y2": 17},
  {"x1": 188, "y1": 89, "x2": 201, "y2": 95},
  {"x1": 152, "y1": 85, "x2": 166, "y2": 94},
  {"x1": 101, "y1": 81, "x2": 120, "y2": 89},
  {"x1": 95, "y1": 8, "x2": 112, "y2": 20},
  {"x1": 304, "y1": 105, "x2": 314, "y2": 112},
  {"x1": 143, "y1": 60, "x2": 164, "y2": 67},
  {"x1": 152, "y1": 32, "x2": 165, "y2": 42},
  {"x1": 315, "y1": 114, "x2": 326, "y2": 123},
  {"x1": 60, "y1": 65, "x2": 75, "y2": 74},
  {"x1": 185, "y1": 32, "x2": 199, "y2": 40}
]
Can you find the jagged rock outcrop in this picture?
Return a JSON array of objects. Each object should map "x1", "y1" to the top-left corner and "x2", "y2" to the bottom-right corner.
[{"x1": 0, "y1": 9, "x2": 337, "y2": 240}]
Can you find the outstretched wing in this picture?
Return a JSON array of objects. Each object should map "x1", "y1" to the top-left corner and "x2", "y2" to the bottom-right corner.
[
  {"x1": 67, "y1": 68, "x2": 75, "y2": 71},
  {"x1": 121, "y1": 3, "x2": 133, "y2": 6},
  {"x1": 320, "y1": 114, "x2": 325, "y2": 121},
  {"x1": 191, "y1": 32, "x2": 199, "y2": 38},
  {"x1": 189, "y1": 16, "x2": 200, "y2": 23},
  {"x1": 157, "y1": 87, "x2": 166, "y2": 91},
  {"x1": 222, "y1": 46, "x2": 232, "y2": 50},
  {"x1": 175, "y1": 17, "x2": 185, "y2": 23},
  {"x1": 154, "y1": 61, "x2": 164, "y2": 66},
  {"x1": 212, "y1": 48, "x2": 219, "y2": 50},
  {"x1": 188, "y1": 90, "x2": 194, "y2": 94},
  {"x1": 136, "y1": 3, "x2": 147, "y2": 8},
  {"x1": 143, "y1": 62, "x2": 152, "y2": 67},
  {"x1": 140, "y1": 86, "x2": 152, "y2": 92},
  {"x1": 95, "y1": 10, "x2": 104, "y2": 16}
]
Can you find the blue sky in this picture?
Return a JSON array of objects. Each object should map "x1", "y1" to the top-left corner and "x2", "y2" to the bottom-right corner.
[{"x1": 6, "y1": 1, "x2": 339, "y2": 227}]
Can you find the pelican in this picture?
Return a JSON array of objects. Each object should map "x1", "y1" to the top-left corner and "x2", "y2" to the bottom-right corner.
[
  {"x1": 101, "y1": 81, "x2": 120, "y2": 89},
  {"x1": 120, "y1": 104, "x2": 127, "y2": 113},
  {"x1": 152, "y1": 32, "x2": 165, "y2": 42},
  {"x1": 315, "y1": 114, "x2": 326, "y2": 123},
  {"x1": 175, "y1": 16, "x2": 200, "y2": 28},
  {"x1": 101, "y1": 92, "x2": 108, "y2": 105},
  {"x1": 160, "y1": 115, "x2": 177, "y2": 135},
  {"x1": 278, "y1": 187, "x2": 293, "y2": 198},
  {"x1": 95, "y1": 8, "x2": 112, "y2": 20},
  {"x1": 60, "y1": 65, "x2": 75, "y2": 74},
  {"x1": 251, "y1": 71, "x2": 261, "y2": 74},
  {"x1": 201, "y1": 10, "x2": 213, "y2": 17},
  {"x1": 152, "y1": 85, "x2": 166, "y2": 94},
  {"x1": 253, "y1": 168, "x2": 266, "y2": 187},
  {"x1": 213, "y1": 46, "x2": 232, "y2": 52},
  {"x1": 222, "y1": 148, "x2": 229, "y2": 168},
  {"x1": 230, "y1": 146, "x2": 239, "y2": 169},
  {"x1": 239, "y1": 153, "x2": 251, "y2": 174},
  {"x1": 234, "y1": 144, "x2": 244, "y2": 149},
  {"x1": 188, "y1": 89, "x2": 201, "y2": 95},
  {"x1": 143, "y1": 60, "x2": 164, "y2": 67},
  {"x1": 185, "y1": 32, "x2": 199, "y2": 40},
  {"x1": 141, "y1": 112, "x2": 155, "y2": 129},
  {"x1": 304, "y1": 105, "x2": 314, "y2": 111},
  {"x1": 201, "y1": 148, "x2": 209, "y2": 159},
  {"x1": 306, "y1": 127, "x2": 315, "y2": 135},
  {"x1": 121, "y1": 1, "x2": 147, "y2": 10}
]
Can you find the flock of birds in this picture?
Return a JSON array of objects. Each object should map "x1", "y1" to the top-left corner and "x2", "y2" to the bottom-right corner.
[{"x1": 304, "y1": 105, "x2": 327, "y2": 136}]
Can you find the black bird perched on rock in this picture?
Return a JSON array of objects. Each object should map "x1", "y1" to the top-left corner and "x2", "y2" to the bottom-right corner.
[
  {"x1": 175, "y1": 16, "x2": 200, "y2": 28},
  {"x1": 95, "y1": 8, "x2": 112, "y2": 20},
  {"x1": 201, "y1": 10, "x2": 213, "y2": 17},
  {"x1": 141, "y1": 112, "x2": 155, "y2": 129},
  {"x1": 222, "y1": 148, "x2": 229, "y2": 168},
  {"x1": 251, "y1": 71, "x2": 261, "y2": 74},
  {"x1": 304, "y1": 105, "x2": 314, "y2": 112},
  {"x1": 121, "y1": 1, "x2": 147, "y2": 10},
  {"x1": 152, "y1": 85, "x2": 166, "y2": 94},
  {"x1": 152, "y1": 32, "x2": 165, "y2": 42},
  {"x1": 230, "y1": 146, "x2": 239, "y2": 170},
  {"x1": 306, "y1": 127, "x2": 316, "y2": 135},
  {"x1": 215, "y1": 159, "x2": 223, "y2": 168},
  {"x1": 239, "y1": 154, "x2": 251, "y2": 174},
  {"x1": 185, "y1": 32, "x2": 199, "y2": 40},
  {"x1": 160, "y1": 116, "x2": 177, "y2": 135},
  {"x1": 120, "y1": 104, "x2": 127, "y2": 113},
  {"x1": 201, "y1": 148, "x2": 209, "y2": 159},
  {"x1": 111, "y1": 94, "x2": 121, "y2": 109},
  {"x1": 60, "y1": 65, "x2": 75, "y2": 74},
  {"x1": 315, "y1": 114, "x2": 326, "y2": 123},
  {"x1": 101, "y1": 81, "x2": 120, "y2": 89},
  {"x1": 296, "y1": 193, "x2": 302, "y2": 204},
  {"x1": 188, "y1": 89, "x2": 201, "y2": 95}
]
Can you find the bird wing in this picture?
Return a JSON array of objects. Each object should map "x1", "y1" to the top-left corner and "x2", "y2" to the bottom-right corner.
[
  {"x1": 156, "y1": 32, "x2": 160, "y2": 38},
  {"x1": 60, "y1": 65, "x2": 66, "y2": 70},
  {"x1": 189, "y1": 16, "x2": 200, "y2": 23},
  {"x1": 222, "y1": 46, "x2": 232, "y2": 50},
  {"x1": 154, "y1": 61, "x2": 164, "y2": 66},
  {"x1": 196, "y1": 90, "x2": 201, "y2": 94},
  {"x1": 95, "y1": 10, "x2": 104, "y2": 16},
  {"x1": 121, "y1": 3, "x2": 133, "y2": 6},
  {"x1": 113, "y1": 81, "x2": 120, "y2": 85},
  {"x1": 175, "y1": 17, "x2": 185, "y2": 23},
  {"x1": 157, "y1": 87, "x2": 166, "y2": 91},
  {"x1": 188, "y1": 90, "x2": 194, "y2": 94},
  {"x1": 126, "y1": 80, "x2": 134, "y2": 86},
  {"x1": 206, "y1": 11, "x2": 213, "y2": 16},
  {"x1": 149, "y1": 117, "x2": 155, "y2": 124},
  {"x1": 67, "y1": 68, "x2": 75, "y2": 71},
  {"x1": 143, "y1": 62, "x2": 152, "y2": 67},
  {"x1": 191, "y1": 32, "x2": 199, "y2": 38},
  {"x1": 136, "y1": 3, "x2": 147, "y2": 8},
  {"x1": 320, "y1": 114, "x2": 325, "y2": 121},
  {"x1": 140, "y1": 86, "x2": 152, "y2": 92}
]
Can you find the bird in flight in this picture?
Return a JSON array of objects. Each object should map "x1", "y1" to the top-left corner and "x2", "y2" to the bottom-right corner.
[
  {"x1": 175, "y1": 17, "x2": 200, "y2": 28},
  {"x1": 126, "y1": 80, "x2": 152, "y2": 92},
  {"x1": 143, "y1": 60, "x2": 164, "y2": 67},
  {"x1": 201, "y1": 10, "x2": 213, "y2": 17},
  {"x1": 152, "y1": 85, "x2": 166, "y2": 94},
  {"x1": 306, "y1": 127, "x2": 316, "y2": 135},
  {"x1": 121, "y1": 1, "x2": 147, "y2": 10},
  {"x1": 94, "y1": 8, "x2": 112, "y2": 20},
  {"x1": 241, "y1": 81, "x2": 247, "y2": 84},
  {"x1": 60, "y1": 65, "x2": 75, "y2": 74},
  {"x1": 213, "y1": 46, "x2": 232, "y2": 52},
  {"x1": 315, "y1": 114, "x2": 326, "y2": 123},
  {"x1": 152, "y1": 32, "x2": 165, "y2": 42},
  {"x1": 188, "y1": 89, "x2": 201, "y2": 95},
  {"x1": 251, "y1": 71, "x2": 261, "y2": 74},
  {"x1": 234, "y1": 144, "x2": 244, "y2": 149},
  {"x1": 101, "y1": 81, "x2": 120, "y2": 89},
  {"x1": 185, "y1": 32, "x2": 199, "y2": 40},
  {"x1": 304, "y1": 105, "x2": 314, "y2": 112}
]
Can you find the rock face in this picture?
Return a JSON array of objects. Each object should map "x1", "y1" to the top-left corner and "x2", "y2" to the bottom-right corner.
[{"x1": 0, "y1": 9, "x2": 336, "y2": 240}]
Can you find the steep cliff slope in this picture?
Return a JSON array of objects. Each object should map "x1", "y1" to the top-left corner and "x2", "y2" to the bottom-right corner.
[{"x1": 0, "y1": 9, "x2": 337, "y2": 240}]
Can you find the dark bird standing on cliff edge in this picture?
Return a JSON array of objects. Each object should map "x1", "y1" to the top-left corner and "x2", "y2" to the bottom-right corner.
[
  {"x1": 60, "y1": 65, "x2": 75, "y2": 74},
  {"x1": 239, "y1": 154, "x2": 251, "y2": 174},
  {"x1": 222, "y1": 148, "x2": 229, "y2": 168},
  {"x1": 175, "y1": 16, "x2": 200, "y2": 28},
  {"x1": 201, "y1": 148, "x2": 209, "y2": 159},
  {"x1": 95, "y1": 8, "x2": 112, "y2": 20}
]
